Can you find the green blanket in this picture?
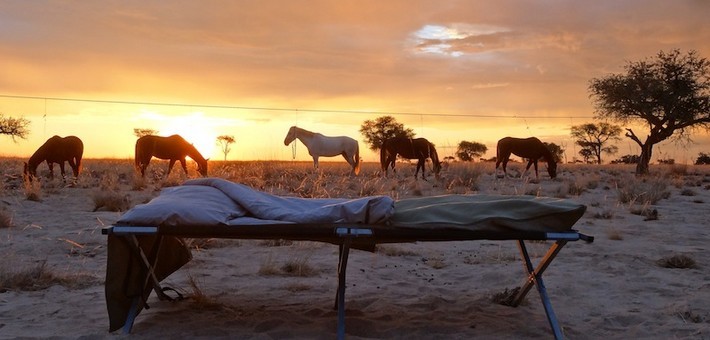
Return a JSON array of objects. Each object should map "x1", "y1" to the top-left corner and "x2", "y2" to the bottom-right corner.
[{"x1": 390, "y1": 195, "x2": 586, "y2": 232}]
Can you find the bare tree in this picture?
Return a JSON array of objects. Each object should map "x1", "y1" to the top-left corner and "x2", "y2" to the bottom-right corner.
[
  {"x1": 216, "y1": 135, "x2": 236, "y2": 161},
  {"x1": 589, "y1": 49, "x2": 710, "y2": 174},
  {"x1": 0, "y1": 114, "x2": 30, "y2": 142}
]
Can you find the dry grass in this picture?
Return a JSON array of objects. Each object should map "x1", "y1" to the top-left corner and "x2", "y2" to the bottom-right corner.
[
  {"x1": 657, "y1": 254, "x2": 698, "y2": 269},
  {"x1": 22, "y1": 178, "x2": 42, "y2": 202},
  {"x1": 258, "y1": 254, "x2": 281, "y2": 276},
  {"x1": 0, "y1": 261, "x2": 98, "y2": 292},
  {"x1": 91, "y1": 190, "x2": 131, "y2": 212},
  {"x1": 185, "y1": 274, "x2": 231, "y2": 311},
  {"x1": 281, "y1": 255, "x2": 318, "y2": 277},
  {"x1": 616, "y1": 174, "x2": 671, "y2": 205},
  {"x1": 0, "y1": 207, "x2": 13, "y2": 228}
]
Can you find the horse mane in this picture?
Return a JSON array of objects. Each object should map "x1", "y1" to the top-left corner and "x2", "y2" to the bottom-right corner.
[
  {"x1": 27, "y1": 135, "x2": 61, "y2": 169},
  {"x1": 293, "y1": 126, "x2": 316, "y2": 138},
  {"x1": 540, "y1": 143, "x2": 557, "y2": 164},
  {"x1": 428, "y1": 141, "x2": 440, "y2": 165},
  {"x1": 185, "y1": 142, "x2": 206, "y2": 163}
]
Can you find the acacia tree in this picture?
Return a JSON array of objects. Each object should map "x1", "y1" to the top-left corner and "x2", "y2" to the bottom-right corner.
[
  {"x1": 216, "y1": 135, "x2": 236, "y2": 161},
  {"x1": 359, "y1": 115, "x2": 414, "y2": 151},
  {"x1": 456, "y1": 141, "x2": 487, "y2": 161},
  {"x1": 134, "y1": 128, "x2": 158, "y2": 138},
  {"x1": 570, "y1": 122, "x2": 622, "y2": 164},
  {"x1": 543, "y1": 142, "x2": 565, "y2": 163},
  {"x1": 0, "y1": 114, "x2": 30, "y2": 142},
  {"x1": 589, "y1": 49, "x2": 710, "y2": 175}
]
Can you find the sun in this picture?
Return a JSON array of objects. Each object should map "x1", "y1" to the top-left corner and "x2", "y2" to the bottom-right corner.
[{"x1": 160, "y1": 112, "x2": 217, "y2": 159}]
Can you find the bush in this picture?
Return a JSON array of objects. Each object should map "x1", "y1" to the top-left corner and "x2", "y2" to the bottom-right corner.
[{"x1": 695, "y1": 152, "x2": 710, "y2": 165}]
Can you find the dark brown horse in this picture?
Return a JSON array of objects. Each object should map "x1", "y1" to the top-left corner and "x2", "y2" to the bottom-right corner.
[
  {"x1": 24, "y1": 135, "x2": 84, "y2": 181},
  {"x1": 496, "y1": 137, "x2": 557, "y2": 180},
  {"x1": 135, "y1": 134, "x2": 208, "y2": 178},
  {"x1": 380, "y1": 137, "x2": 441, "y2": 180}
]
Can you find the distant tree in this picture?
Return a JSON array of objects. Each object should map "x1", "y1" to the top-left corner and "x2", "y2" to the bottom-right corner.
[
  {"x1": 579, "y1": 148, "x2": 595, "y2": 164},
  {"x1": 359, "y1": 115, "x2": 415, "y2": 151},
  {"x1": 0, "y1": 114, "x2": 30, "y2": 142},
  {"x1": 134, "y1": 128, "x2": 158, "y2": 138},
  {"x1": 695, "y1": 152, "x2": 710, "y2": 165},
  {"x1": 543, "y1": 142, "x2": 565, "y2": 163},
  {"x1": 570, "y1": 122, "x2": 622, "y2": 164},
  {"x1": 589, "y1": 49, "x2": 710, "y2": 175},
  {"x1": 216, "y1": 135, "x2": 236, "y2": 161},
  {"x1": 456, "y1": 141, "x2": 487, "y2": 162},
  {"x1": 657, "y1": 158, "x2": 675, "y2": 165}
]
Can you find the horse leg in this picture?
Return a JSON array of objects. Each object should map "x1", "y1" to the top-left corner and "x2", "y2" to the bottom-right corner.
[
  {"x1": 140, "y1": 160, "x2": 149, "y2": 177},
  {"x1": 422, "y1": 159, "x2": 429, "y2": 180},
  {"x1": 179, "y1": 158, "x2": 188, "y2": 175},
  {"x1": 59, "y1": 162, "x2": 67, "y2": 181},
  {"x1": 523, "y1": 160, "x2": 535, "y2": 178},
  {"x1": 47, "y1": 162, "x2": 54, "y2": 180},
  {"x1": 68, "y1": 159, "x2": 77, "y2": 178},
  {"x1": 496, "y1": 153, "x2": 511, "y2": 178},
  {"x1": 167, "y1": 159, "x2": 177, "y2": 176},
  {"x1": 533, "y1": 160, "x2": 539, "y2": 180},
  {"x1": 312, "y1": 156, "x2": 319, "y2": 170},
  {"x1": 341, "y1": 152, "x2": 355, "y2": 175}
]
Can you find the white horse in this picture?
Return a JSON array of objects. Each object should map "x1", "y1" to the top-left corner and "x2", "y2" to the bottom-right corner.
[{"x1": 283, "y1": 126, "x2": 361, "y2": 175}]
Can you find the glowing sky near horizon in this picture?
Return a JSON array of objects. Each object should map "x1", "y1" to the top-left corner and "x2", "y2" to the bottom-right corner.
[{"x1": 1, "y1": 1, "x2": 709, "y2": 163}]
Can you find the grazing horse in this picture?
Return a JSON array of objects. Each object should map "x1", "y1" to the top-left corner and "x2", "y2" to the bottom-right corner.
[
  {"x1": 24, "y1": 135, "x2": 84, "y2": 182},
  {"x1": 283, "y1": 126, "x2": 361, "y2": 175},
  {"x1": 135, "y1": 134, "x2": 208, "y2": 178},
  {"x1": 380, "y1": 137, "x2": 441, "y2": 180},
  {"x1": 495, "y1": 137, "x2": 557, "y2": 180}
]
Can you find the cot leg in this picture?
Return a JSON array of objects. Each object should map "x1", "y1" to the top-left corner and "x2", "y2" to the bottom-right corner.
[
  {"x1": 512, "y1": 240, "x2": 567, "y2": 340},
  {"x1": 335, "y1": 239, "x2": 352, "y2": 340},
  {"x1": 121, "y1": 297, "x2": 141, "y2": 334}
]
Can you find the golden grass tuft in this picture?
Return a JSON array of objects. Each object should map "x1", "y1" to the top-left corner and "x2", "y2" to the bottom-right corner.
[
  {"x1": 91, "y1": 190, "x2": 131, "y2": 212},
  {"x1": 616, "y1": 174, "x2": 670, "y2": 205},
  {"x1": 23, "y1": 178, "x2": 42, "y2": 202}
]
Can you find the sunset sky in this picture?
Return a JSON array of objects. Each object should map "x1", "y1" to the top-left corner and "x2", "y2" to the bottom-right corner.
[{"x1": 1, "y1": 1, "x2": 709, "y2": 164}]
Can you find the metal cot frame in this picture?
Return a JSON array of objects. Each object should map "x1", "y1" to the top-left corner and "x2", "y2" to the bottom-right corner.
[{"x1": 103, "y1": 223, "x2": 593, "y2": 340}]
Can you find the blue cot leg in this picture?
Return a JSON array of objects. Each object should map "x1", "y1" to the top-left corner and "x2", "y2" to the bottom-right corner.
[
  {"x1": 121, "y1": 297, "x2": 141, "y2": 334},
  {"x1": 336, "y1": 238, "x2": 352, "y2": 340},
  {"x1": 513, "y1": 240, "x2": 567, "y2": 340}
]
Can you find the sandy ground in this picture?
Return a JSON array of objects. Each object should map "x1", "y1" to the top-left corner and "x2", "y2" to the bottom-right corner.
[{"x1": 1, "y1": 162, "x2": 709, "y2": 339}]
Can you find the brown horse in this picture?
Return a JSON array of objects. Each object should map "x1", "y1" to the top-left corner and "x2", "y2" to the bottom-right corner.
[
  {"x1": 24, "y1": 135, "x2": 84, "y2": 181},
  {"x1": 135, "y1": 134, "x2": 208, "y2": 178},
  {"x1": 496, "y1": 137, "x2": 557, "y2": 180},
  {"x1": 380, "y1": 137, "x2": 441, "y2": 180}
]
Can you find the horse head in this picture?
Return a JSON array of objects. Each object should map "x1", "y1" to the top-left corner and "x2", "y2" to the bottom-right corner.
[
  {"x1": 197, "y1": 158, "x2": 209, "y2": 177},
  {"x1": 284, "y1": 126, "x2": 297, "y2": 146},
  {"x1": 547, "y1": 160, "x2": 558, "y2": 179}
]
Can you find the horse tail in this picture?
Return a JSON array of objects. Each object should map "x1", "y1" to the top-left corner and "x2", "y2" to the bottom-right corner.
[
  {"x1": 354, "y1": 142, "x2": 361, "y2": 176},
  {"x1": 380, "y1": 139, "x2": 389, "y2": 172},
  {"x1": 75, "y1": 138, "x2": 84, "y2": 176},
  {"x1": 134, "y1": 138, "x2": 143, "y2": 170}
]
